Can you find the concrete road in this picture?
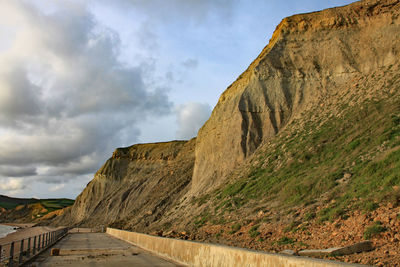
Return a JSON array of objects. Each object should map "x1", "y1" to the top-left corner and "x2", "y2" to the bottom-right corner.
[{"x1": 30, "y1": 233, "x2": 182, "y2": 267}]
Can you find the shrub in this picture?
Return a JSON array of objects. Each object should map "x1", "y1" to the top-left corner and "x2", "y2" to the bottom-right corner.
[
  {"x1": 228, "y1": 223, "x2": 241, "y2": 234},
  {"x1": 304, "y1": 212, "x2": 316, "y2": 221},
  {"x1": 364, "y1": 221, "x2": 386, "y2": 239},
  {"x1": 318, "y1": 205, "x2": 346, "y2": 222},
  {"x1": 364, "y1": 201, "x2": 379, "y2": 212},
  {"x1": 277, "y1": 236, "x2": 295, "y2": 245},
  {"x1": 284, "y1": 221, "x2": 301, "y2": 232},
  {"x1": 249, "y1": 225, "x2": 260, "y2": 238}
]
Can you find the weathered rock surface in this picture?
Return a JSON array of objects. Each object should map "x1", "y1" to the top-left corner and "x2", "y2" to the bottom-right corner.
[
  {"x1": 54, "y1": 1, "x2": 400, "y2": 250},
  {"x1": 298, "y1": 241, "x2": 374, "y2": 257},
  {"x1": 53, "y1": 139, "x2": 196, "y2": 232},
  {"x1": 191, "y1": 0, "x2": 400, "y2": 195},
  {"x1": 280, "y1": 249, "x2": 297, "y2": 256}
]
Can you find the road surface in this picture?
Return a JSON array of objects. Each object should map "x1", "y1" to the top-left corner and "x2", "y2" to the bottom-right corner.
[{"x1": 29, "y1": 232, "x2": 182, "y2": 267}]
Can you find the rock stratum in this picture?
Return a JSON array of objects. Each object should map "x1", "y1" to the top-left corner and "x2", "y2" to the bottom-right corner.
[
  {"x1": 192, "y1": 0, "x2": 399, "y2": 194},
  {"x1": 54, "y1": 0, "x2": 400, "y2": 265},
  {"x1": 54, "y1": 140, "x2": 195, "y2": 232}
]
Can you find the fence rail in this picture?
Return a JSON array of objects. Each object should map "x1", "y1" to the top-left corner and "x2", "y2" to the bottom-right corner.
[{"x1": 0, "y1": 227, "x2": 68, "y2": 267}]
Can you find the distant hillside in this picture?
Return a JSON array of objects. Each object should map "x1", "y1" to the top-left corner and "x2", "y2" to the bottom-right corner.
[
  {"x1": 0, "y1": 195, "x2": 74, "y2": 223},
  {"x1": 0, "y1": 195, "x2": 38, "y2": 209}
]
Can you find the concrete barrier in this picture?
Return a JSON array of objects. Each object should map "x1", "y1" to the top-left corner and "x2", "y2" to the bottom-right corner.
[{"x1": 107, "y1": 228, "x2": 366, "y2": 267}]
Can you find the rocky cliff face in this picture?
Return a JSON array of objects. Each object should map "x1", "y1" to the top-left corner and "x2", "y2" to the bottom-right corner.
[
  {"x1": 192, "y1": 0, "x2": 400, "y2": 194},
  {"x1": 54, "y1": 139, "x2": 195, "y2": 231},
  {"x1": 56, "y1": 0, "x2": 400, "y2": 237}
]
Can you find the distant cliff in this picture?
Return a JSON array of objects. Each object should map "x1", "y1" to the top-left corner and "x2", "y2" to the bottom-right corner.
[{"x1": 54, "y1": 139, "x2": 195, "y2": 232}]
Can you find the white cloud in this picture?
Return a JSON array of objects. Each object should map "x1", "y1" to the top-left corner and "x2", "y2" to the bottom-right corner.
[
  {"x1": 0, "y1": 178, "x2": 26, "y2": 192},
  {"x1": 0, "y1": 0, "x2": 171, "y2": 194},
  {"x1": 49, "y1": 184, "x2": 65, "y2": 192},
  {"x1": 176, "y1": 102, "x2": 211, "y2": 139}
]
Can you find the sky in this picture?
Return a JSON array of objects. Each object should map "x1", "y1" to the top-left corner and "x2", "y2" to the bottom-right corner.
[{"x1": 0, "y1": 0, "x2": 355, "y2": 199}]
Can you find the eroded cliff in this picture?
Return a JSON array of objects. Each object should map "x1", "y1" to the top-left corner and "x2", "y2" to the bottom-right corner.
[
  {"x1": 192, "y1": 0, "x2": 400, "y2": 194},
  {"x1": 54, "y1": 139, "x2": 195, "y2": 231},
  {"x1": 54, "y1": 2, "x2": 400, "y2": 264}
]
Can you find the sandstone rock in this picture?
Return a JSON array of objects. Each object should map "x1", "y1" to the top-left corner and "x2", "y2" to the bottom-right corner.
[
  {"x1": 191, "y1": 0, "x2": 400, "y2": 195},
  {"x1": 279, "y1": 249, "x2": 297, "y2": 256},
  {"x1": 52, "y1": 139, "x2": 196, "y2": 232},
  {"x1": 298, "y1": 248, "x2": 341, "y2": 257},
  {"x1": 298, "y1": 241, "x2": 373, "y2": 257}
]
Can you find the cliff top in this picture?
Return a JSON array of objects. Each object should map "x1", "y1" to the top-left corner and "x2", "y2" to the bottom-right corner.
[
  {"x1": 219, "y1": 0, "x2": 399, "y2": 101},
  {"x1": 112, "y1": 139, "x2": 195, "y2": 161}
]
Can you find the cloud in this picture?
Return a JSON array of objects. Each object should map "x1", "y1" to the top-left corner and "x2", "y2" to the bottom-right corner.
[
  {"x1": 0, "y1": 67, "x2": 41, "y2": 124},
  {"x1": 176, "y1": 102, "x2": 211, "y2": 139},
  {"x1": 49, "y1": 184, "x2": 65, "y2": 192},
  {"x1": 0, "y1": 178, "x2": 26, "y2": 192},
  {"x1": 0, "y1": 0, "x2": 171, "y2": 193},
  {"x1": 0, "y1": 166, "x2": 37, "y2": 177}
]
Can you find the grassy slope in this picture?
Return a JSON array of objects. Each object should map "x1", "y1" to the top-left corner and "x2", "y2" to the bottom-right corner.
[
  {"x1": 0, "y1": 196, "x2": 74, "y2": 214},
  {"x1": 193, "y1": 65, "x2": 400, "y2": 226},
  {"x1": 39, "y1": 199, "x2": 75, "y2": 213}
]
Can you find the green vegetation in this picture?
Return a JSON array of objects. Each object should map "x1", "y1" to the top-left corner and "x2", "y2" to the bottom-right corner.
[
  {"x1": 0, "y1": 202, "x2": 24, "y2": 210},
  {"x1": 364, "y1": 221, "x2": 386, "y2": 239},
  {"x1": 304, "y1": 212, "x2": 316, "y2": 221},
  {"x1": 284, "y1": 221, "x2": 301, "y2": 232},
  {"x1": 0, "y1": 196, "x2": 74, "y2": 212},
  {"x1": 40, "y1": 199, "x2": 75, "y2": 212},
  {"x1": 363, "y1": 201, "x2": 379, "y2": 212},
  {"x1": 194, "y1": 213, "x2": 209, "y2": 228},
  {"x1": 209, "y1": 95, "x2": 400, "y2": 222},
  {"x1": 276, "y1": 236, "x2": 295, "y2": 245},
  {"x1": 248, "y1": 225, "x2": 260, "y2": 238},
  {"x1": 318, "y1": 205, "x2": 347, "y2": 222},
  {"x1": 228, "y1": 223, "x2": 241, "y2": 234}
]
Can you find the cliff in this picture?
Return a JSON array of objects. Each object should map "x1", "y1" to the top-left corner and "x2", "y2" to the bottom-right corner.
[
  {"x1": 192, "y1": 0, "x2": 400, "y2": 194},
  {"x1": 54, "y1": 139, "x2": 195, "y2": 231},
  {"x1": 53, "y1": 0, "x2": 400, "y2": 264}
]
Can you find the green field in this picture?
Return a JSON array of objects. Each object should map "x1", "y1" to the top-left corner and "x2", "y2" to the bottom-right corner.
[{"x1": 0, "y1": 195, "x2": 74, "y2": 212}]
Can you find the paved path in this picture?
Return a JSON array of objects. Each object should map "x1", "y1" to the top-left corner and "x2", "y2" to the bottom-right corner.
[{"x1": 30, "y1": 233, "x2": 182, "y2": 267}]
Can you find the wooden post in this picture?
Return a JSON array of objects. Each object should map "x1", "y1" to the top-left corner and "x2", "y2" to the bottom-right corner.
[
  {"x1": 18, "y1": 239, "x2": 24, "y2": 264},
  {"x1": 33, "y1": 236, "x2": 37, "y2": 255},
  {"x1": 38, "y1": 235, "x2": 41, "y2": 251},
  {"x1": 9, "y1": 242, "x2": 14, "y2": 267},
  {"x1": 27, "y1": 237, "x2": 31, "y2": 258}
]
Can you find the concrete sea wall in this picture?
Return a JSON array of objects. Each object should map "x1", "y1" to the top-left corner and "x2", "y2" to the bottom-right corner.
[{"x1": 107, "y1": 228, "x2": 365, "y2": 267}]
